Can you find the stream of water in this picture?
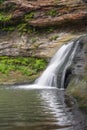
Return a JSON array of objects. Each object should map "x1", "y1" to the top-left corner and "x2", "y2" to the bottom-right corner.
[{"x1": 0, "y1": 85, "x2": 86, "y2": 130}]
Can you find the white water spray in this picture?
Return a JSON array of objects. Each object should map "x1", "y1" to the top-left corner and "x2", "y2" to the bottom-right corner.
[
  {"x1": 35, "y1": 41, "x2": 77, "y2": 88},
  {"x1": 16, "y1": 39, "x2": 78, "y2": 89}
]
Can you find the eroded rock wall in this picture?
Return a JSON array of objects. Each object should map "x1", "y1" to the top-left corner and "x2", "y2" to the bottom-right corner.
[{"x1": 66, "y1": 35, "x2": 87, "y2": 112}]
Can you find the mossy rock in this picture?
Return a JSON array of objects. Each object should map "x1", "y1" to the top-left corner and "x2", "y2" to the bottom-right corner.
[{"x1": 67, "y1": 78, "x2": 87, "y2": 113}]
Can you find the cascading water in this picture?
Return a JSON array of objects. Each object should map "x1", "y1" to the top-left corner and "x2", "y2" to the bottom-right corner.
[
  {"x1": 17, "y1": 38, "x2": 79, "y2": 90},
  {"x1": 61, "y1": 40, "x2": 79, "y2": 88},
  {"x1": 35, "y1": 40, "x2": 79, "y2": 88}
]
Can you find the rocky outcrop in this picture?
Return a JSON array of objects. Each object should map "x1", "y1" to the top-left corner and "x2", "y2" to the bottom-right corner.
[
  {"x1": 0, "y1": 0, "x2": 87, "y2": 28},
  {"x1": 29, "y1": 12, "x2": 87, "y2": 27},
  {"x1": 66, "y1": 35, "x2": 87, "y2": 112},
  {"x1": 0, "y1": 0, "x2": 87, "y2": 57},
  {"x1": 0, "y1": 31, "x2": 83, "y2": 57}
]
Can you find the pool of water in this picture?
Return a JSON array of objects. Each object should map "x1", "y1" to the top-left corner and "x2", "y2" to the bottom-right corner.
[{"x1": 0, "y1": 85, "x2": 86, "y2": 130}]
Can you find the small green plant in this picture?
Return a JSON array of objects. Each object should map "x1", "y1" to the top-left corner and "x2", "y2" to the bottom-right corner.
[
  {"x1": 46, "y1": 9, "x2": 57, "y2": 17},
  {"x1": 0, "y1": 0, "x2": 6, "y2": 4},
  {"x1": 17, "y1": 23, "x2": 27, "y2": 32},
  {"x1": 17, "y1": 23, "x2": 34, "y2": 34},
  {"x1": 47, "y1": 28, "x2": 54, "y2": 33},
  {"x1": 31, "y1": 38, "x2": 37, "y2": 43},
  {"x1": 25, "y1": 12, "x2": 35, "y2": 21},
  {"x1": 2, "y1": 26, "x2": 15, "y2": 31},
  {"x1": 49, "y1": 35, "x2": 58, "y2": 41},
  {"x1": 0, "y1": 13, "x2": 12, "y2": 22}
]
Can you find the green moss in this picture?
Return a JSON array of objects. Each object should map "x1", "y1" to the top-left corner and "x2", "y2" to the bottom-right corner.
[
  {"x1": 31, "y1": 38, "x2": 37, "y2": 43},
  {"x1": 46, "y1": 9, "x2": 57, "y2": 17},
  {"x1": 0, "y1": 0, "x2": 6, "y2": 4},
  {"x1": 0, "y1": 13, "x2": 15, "y2": 31},
  {"x1": 0, "y1": 13, "x2": 12, "y2": 22},
  {"x1": 25, "y1": 12, "x2": 35, "y2": 21},
  {"x1": 67, "y1": 78, "x2": 87, "y2": 113},
  {"x1": 49, "y1": 35, "x2": 59, "y2": 41},
  {"x1": 17, "y1": 23, "x2": 27, "y2": 33},
  {"x1": 2, "y1": 26, "x2": 15, "y2": 31},
  {"x1": 17, "y1": 22, "x2": 36, "y2": 34}
]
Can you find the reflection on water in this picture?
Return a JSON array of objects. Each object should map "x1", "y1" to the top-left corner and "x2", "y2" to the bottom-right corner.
[{"x1": 0, "y1": 85, "x2": 86, "y2": 130}]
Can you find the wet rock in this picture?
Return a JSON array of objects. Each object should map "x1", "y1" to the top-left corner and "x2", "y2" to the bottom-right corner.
[{"x1": 67, "y1": 35, "x2": 87, "y2": 112}]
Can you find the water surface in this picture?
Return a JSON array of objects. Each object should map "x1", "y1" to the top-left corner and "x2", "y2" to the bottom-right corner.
[{"x1": 0, "y1": 85, "x2": 85, "y2": 130}]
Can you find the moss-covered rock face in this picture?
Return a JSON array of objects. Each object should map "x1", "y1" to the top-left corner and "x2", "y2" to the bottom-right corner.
[
  {"x1": 66, "y1": 35, "x2": 87, "y2": 113},
  {"x1": 0, "y1": 56, "x2": 47, "y2": 85},
  {"x1": 67, "y1": 79, "x2": 87, "y2": 112}
]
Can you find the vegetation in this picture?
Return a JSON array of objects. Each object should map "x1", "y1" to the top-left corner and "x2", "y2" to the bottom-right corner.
[
  {"x1": 67, "y1": 78, "x2": 87, "y2": 112},
  {"x1": 46, "y1": 9, "x2": 57, "y2": 17},
  {"x1": 0, "y1": 0, "x2": 5, "y2": 4},
  {"x1": 0, "y1": 56, "x2": 47, "y2": 76},
  {"x1": 0, "y1": 12, "x2": 14, "y2": 31},
  {"x1": 17, "y1": 23, "x2": 34, "y2": 34},
  {"x1": 25, "y1": 12, "x2": 35, "y2": 21},
  {"x1": 0, "y1": 11, "x2": 35, "y2": 32},
  {"x1": 49, "y1": 35, "x2": 59, "y2": 41},
  {"x1": 0, "y1": 13, "x2": 12, "y2": 22},
  {"x1": 2, "y1": 26, "x2": 15, "y2": 31}
]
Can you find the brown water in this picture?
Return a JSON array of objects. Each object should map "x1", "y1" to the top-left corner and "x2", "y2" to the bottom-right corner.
[{"x1": 0, "y1": 85, "x2": 86, "y2": 130}]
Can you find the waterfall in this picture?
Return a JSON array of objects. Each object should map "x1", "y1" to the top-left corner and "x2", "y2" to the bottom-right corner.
[
  {"x1": 61, "y1": 40, "x2": 79, "y2": 88},
  {"x1": 35, "y1": 40, "x2": 78, "y2": 88}
]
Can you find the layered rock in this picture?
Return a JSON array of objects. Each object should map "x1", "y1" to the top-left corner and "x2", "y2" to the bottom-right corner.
[
  {"x1": 0, "y1": 0, "x2": 87, "y2": 57},
  {"x1": 66, "y1": 35, "x2": 87, "y2": 112},
  {"x1": 0, "y1": 30, "x2": 83, "y2": 57},
  {"x1": 0, "y1": 0, "x2": 87, "y2": 27}
]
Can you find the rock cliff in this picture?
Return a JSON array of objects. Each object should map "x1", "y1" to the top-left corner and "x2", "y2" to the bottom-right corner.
[
  {"x1": 0, "y1": 0, "x2": 87, "y2": 57},
  {"x1": 66, "y1": 35, "x2": 87, "y2": 112}
]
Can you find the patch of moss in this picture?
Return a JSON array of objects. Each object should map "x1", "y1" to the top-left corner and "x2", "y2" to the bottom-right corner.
[
  {"x1": 0, "y1": 12, "x2": 15, "y2": 31},
  {"x1": 31, "y1": 38, "x2": 37, "y2": 43},
  {"x1": 46, "y1": 9, "x2": 57, "y2": 17},
  {"x1": 25, "y1": 12, "x2": 35, "y2": 21},
  {"x1": 67, "y1": 78, "x2": 87, "y2": 113},
  {"x1": 1, "y1": 26, "x2": 15, "y2": 31},
  {"x1": 17, "y1": 23, "x2": 27, "y2": 33},
  {"x1": 0, "y1": 0, "x2": 6, "y2": 4},
  {"x1": 49, "y1": 35, "x2": 59, "y2": 41},
  {"x1": 0, "y1": 13, "x2": 12, "y2": 22},
  {"x1": 17, "y1": 23, "x2": 35, "y2": 34}
]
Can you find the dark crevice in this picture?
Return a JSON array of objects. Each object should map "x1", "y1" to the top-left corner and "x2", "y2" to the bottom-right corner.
[{"x1": 64, "y1": 68, "x2": 72, "y2": 89}]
